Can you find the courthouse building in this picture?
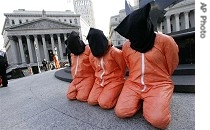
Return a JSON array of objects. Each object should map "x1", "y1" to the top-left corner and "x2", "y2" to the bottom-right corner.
[
  {"x1": 109, "y1": 0, "x2": 195, "y2": 64},
  {"x1": 1, "y1": 9, "x2": 90, "y2": 77}
]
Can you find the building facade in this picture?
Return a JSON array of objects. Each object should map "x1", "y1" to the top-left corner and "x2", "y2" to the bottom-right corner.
[
  {"x1": 73, "y1": 0, "x2": 95, "y2": 28},
  {"x1": 133, "y1": 0, "x2": 140, "y2": 6},
  {"x1": 109, "y1": 0, "x2": 195, "y2": 64},
  {"x1": 1, "y1": 9, "x2": 90, "y2": 77}
]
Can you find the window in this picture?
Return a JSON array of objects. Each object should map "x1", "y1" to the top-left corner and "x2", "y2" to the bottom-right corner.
[
  {"x1": 64, "y1": 19, "x2": 66, "y2": 22},
  {"x1": 115, "y1": 18, "x2": 118, "y2": 21},
  {"x1": 69, "y1": 19, "x2": 72, "y2": 23},
  {"x1": 162, "y1": 26, "x2": 164, "y2": 30},
  {"x1": 26, "y1": 19, "x2": 28, "y2": 22},
  {"x1": 12, "y1": 20, "x2": 15, "y2": 25},
  {"x1": 171, "y1": 24, "x2": 173, "y2": 32},
  {"x1": 19, "y1": 20, "x2": 22, "y2": 24},
  {"x1": 74, "y1": 18, "x2": 78, "y2": 24}
]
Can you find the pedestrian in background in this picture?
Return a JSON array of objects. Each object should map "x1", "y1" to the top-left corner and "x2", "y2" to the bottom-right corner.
[
  {"x1": 42, "y1": 58, "x2": 48, "y2": 71},
  {"x1": 86, "y1": 28, "x2": 126, "y2": 109},
  {"x1": 27, "y1": 65, "x2": 33, "y2": 75},
  {"x1": 0, "y1": 50, "x2": 8, "y2": 87},
  {"x1": 53, "y1": 53, "x2": 60, "y2": 69},
  {"x1": 65, "y1": 31, "x2": 95, "y2": 101}
]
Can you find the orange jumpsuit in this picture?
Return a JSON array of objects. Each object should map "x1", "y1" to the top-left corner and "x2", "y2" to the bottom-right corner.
[
  {"x1": 66, "y1": 46, "x2": 95, "y2": 101},
  {"x1": 53, "y1": 55, "x2": 60, "y2": 69},
  {"x1": 114, "y1": 33, "x2": 179, "y2": 129},
  {"x1": 87, "y1": 46, "x2": 126, "y2": 109}
]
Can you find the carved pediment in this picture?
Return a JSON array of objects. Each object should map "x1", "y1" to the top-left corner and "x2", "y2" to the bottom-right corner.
[{"x1": 7, "y1": 18, "x2": 77, "y2": 30}]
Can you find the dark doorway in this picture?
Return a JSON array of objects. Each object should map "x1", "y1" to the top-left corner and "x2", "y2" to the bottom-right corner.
[
  {"x1": 48, "y1": 50, "x2": 54, "y2": 61},
  {"x1": 174, "y1": 34, "x2": 195, "y2": 64}
]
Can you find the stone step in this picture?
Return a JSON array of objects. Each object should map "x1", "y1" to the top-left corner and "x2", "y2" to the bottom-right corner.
[
  {"x1": 56, "y1": 67, "x2": 195, "y2": 85},
  {"x1": 54, "y1": 68, "x2": 73, "y2": 83},
  {"x1": 55, "y1": 68, "x2": 195, "y2": 93},
  {"x1": 173, "y1": 64, "x2": 195, "y2": 75},
  {"x1": 171, "y1": 75, "x2": 195, "y2": 93},
  {"x1": 64, "y1": 67, "x2": 71, "y2": 73},
  {"x1": 126, "y1": 64, "x2": 195, "y2": 76},
  {"x1": 64, "y1": 64, "x2": 195, "y2": 76}
]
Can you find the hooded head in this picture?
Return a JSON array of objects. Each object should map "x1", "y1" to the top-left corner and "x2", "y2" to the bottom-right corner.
[
  {"x1": 65, "y1": 31, "x2": 85, "y2": 55},
  {"x1": 114, "y1": 3, "x2": 156, "y2": 53},
  {"x1": 86, "y1": 28, "x2": 109, "y2": 57}
]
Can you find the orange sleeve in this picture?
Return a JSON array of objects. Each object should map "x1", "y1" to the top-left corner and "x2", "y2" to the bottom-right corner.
[
  {"x1": 122, "y1": 41, "x2": 131, "y2": 69},
  {"x1": 89, "y1": 53, "x2": 96, "y2": 71},
  {"x1": 163, "y1": 36, "x2": 179, "y2": 75},
  {"x1": 84, "y1": 46, "x2": 96, "y2": 71},
  {"x1": 112, "y1": 47, "x2": 126, "y2": 76}
]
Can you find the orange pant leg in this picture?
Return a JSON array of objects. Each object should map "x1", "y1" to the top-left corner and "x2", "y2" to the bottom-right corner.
[
  {"x1": 87, "y1": 83, "x2": 103, "y2": 106},
  {"x1": 142, "y1": 84, "x2": 174, "y2": 129},
  {"x1": 55, "y1": 62, "x2": 60, "y2": 69},
  {"x1": 114, "y1": 80, "x2": 142, "y2": 118},
  {"x1": 76, "y1": 77, "x2": 94, "y2": 102},
  {"x1": 98, "y1": 80, "x2": 124, "y2": 109},
  {"x1": 66, "y1": 83, "x2": 77, "y2": 100}
]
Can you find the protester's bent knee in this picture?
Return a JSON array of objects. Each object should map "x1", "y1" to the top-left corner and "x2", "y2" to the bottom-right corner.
[
  {"x1": 66, "y1": 91, "x2": 77, "y2": 100},
  {"x1": 66, "y1": 94, "x2": 76, "y2": 100},
  {"x1": 114, "y1": 109, "x2": 127, "y2": 118},
  {"x1": 87, "y1": 98, "x2": 98, "y2": 106},
  {"x1": 114, "y1": 107, "x2": 136, "y2": 118},
  {"x1": 144, "y1": 113, "x2": 170, "y2": 129},
  {"x1": 76, "y1": 95, "x2": 88, "y2": 102},
  {"x1": 99, "y1": 100, "x2": 115, "y2": 109}
]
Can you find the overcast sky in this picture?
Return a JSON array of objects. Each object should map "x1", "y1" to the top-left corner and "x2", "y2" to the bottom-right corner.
[{"x1": 0, "y1": 0, "x2": 134, "y2": 49}]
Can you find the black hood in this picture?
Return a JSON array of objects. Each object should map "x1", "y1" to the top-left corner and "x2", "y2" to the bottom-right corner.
[
  {"x1": 86, "y1": 28, "x2": 108, "y2": 57},
  {"x1": 114, "y1": 3, "x2": 156, "y2": 53},
  {"x1": 65, "y1": 31, "x2": 85, "y2": 55}
]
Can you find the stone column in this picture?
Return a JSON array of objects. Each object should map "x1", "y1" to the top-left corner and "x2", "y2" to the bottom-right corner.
[
  {"x1": 33, "y1": 35, "x2": 41, "y2": 62},
  {"x1": 8, "y1": 36, "x2": 18, "y2": 64},
  {"x1": 17, "y1": 36, "x2": 26, "y2": 64},
  {"x1": 175, "y1": 13, "x2": 180, "y2": 31},
  {"x1": 41, "y1": 34, "x2": 49, "y2": 61},
  {"x1": 50, "y1": 34, "x2": 55, "y2": 54},
  {"x1": 64, "y1": 34, "x2": 68, "y2": 49},
  {"x1": 184, "y1": 11, "x2": 189, "y2": 29},
  {"x1": 64, "y1": 34, "x2": 67, "y2": 41},
  {"x1": 57, "y1": 34, "x2": 63, "y2": 60},
  {"x1": 26, "y1": 35, "x2": 34, "y2": 63},
  {"x1": 157, "y1": 22, "x2": 162, "y2": 32},
  {"x1": 166, "y1": 15, "x2": 171, "y2": 33}
]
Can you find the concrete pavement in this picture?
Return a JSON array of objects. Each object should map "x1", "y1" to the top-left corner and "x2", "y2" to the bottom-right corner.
[{"x1": 0, "y1": 69, "x2": 195, "y2": 130}]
